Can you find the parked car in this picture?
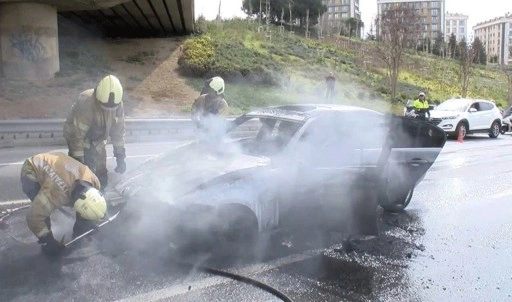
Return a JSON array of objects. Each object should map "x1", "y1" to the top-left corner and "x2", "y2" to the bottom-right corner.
[
  {"x1": 429, "y1": 98, "x2": 502, "y2": 138},
  {"x1": 113, "y1": 104, "x2": 446, "y2": 252}
]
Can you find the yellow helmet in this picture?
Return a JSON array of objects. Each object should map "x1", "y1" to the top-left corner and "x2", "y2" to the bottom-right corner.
[
  {"x1": 95, "y1": 75, "x2": 123, "y2": 108},
  {"x1": 73, "y1": 187, "x2": 107, "y2": 221},
  {"x1": 208, "y1": 76, "x2": 225, "y2": 95}
]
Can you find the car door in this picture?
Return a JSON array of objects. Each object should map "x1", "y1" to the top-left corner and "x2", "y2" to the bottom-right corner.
[
  {"x1": 467, "y1": 101, "x2": 486, "y2": 129},
  {"x1": 477, "y1": 101, "x2": 496, "y2": 129},
  {"x1": 373, "y1": 116, "x2": 447, "y2": 207},
  {"x1": 277, "y1": 113, "x2": 368, "y2": 231}
]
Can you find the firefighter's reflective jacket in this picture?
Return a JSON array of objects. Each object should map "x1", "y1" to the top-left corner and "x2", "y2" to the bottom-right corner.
[
  {"x1": 21, "y1": 152, "x2": 100, "y2": 239},
  {"x1": 191, "y1": 94, "x2": 229, "y2": 127},
  {"x1": 63, "y1": 89, "x2": 126, "y2": 157}
]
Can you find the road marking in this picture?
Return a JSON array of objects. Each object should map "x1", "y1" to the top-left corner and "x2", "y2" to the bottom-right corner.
[
  {"x1": 0, "y1": 161, "x2": 24, "y2": 167},
  {"x1": 116, "y1": 249, "x2": 324, "y2": 302},
  {"x1": 0, "y1": 154, "x2": 161, "y2": 167},
  {"x1": 0, "y1": 199, "x2": 31, "y2": 206}
]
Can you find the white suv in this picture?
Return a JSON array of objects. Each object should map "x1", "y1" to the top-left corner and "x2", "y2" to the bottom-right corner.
[{"x1": 429, "y1": 98, "x2": 502, "y2": 138}]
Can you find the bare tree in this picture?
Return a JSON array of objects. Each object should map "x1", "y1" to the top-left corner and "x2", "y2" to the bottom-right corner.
[
  {"x1": 457, "y1": 39, "x2": 478, "y2": 97},
  {"x1": 374, "y1": 6, "x2": 421, "y2": 100}
]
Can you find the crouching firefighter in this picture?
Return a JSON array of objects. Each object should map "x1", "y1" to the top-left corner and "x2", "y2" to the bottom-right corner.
[
  {"x1": 63, "y1": 75, "x2": 127, "y2": 190},
  {"x1": 20, "y1": 152, "x2": 107, "y2": 257}
]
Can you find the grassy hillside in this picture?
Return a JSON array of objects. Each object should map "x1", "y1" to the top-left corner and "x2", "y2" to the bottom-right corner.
[{"x1": 178, "y1": 18, "x2": 509, "y2": 115}]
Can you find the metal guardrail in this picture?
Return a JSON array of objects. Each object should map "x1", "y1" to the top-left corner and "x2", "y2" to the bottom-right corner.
[{"x1": 0, "y1": 117, "x2": 259, "y2": 148}]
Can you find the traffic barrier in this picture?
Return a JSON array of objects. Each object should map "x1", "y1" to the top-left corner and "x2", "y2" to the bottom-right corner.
[{"x1": 0, "y1": 118, "x2": 260, "y2": 148}]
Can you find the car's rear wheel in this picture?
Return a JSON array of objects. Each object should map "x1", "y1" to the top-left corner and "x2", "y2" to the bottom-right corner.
[
  {"x1": 489, "y1": 121, "x2": 501, "y2": 138},
  {"x1": 379, "y1": 187, "x2": 414, "y2": 212}
]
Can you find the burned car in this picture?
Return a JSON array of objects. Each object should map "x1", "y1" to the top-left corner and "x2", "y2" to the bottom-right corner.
[{"x1": 113, "y1": 104, "x2": 446, "y2": 252}]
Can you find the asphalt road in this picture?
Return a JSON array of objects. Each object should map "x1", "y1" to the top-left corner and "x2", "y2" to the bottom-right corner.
[{"x1": 1, "y1": 135, "x2": 512, "y2": 301}]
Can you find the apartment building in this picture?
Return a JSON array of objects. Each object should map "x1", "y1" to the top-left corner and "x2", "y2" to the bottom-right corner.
[
  {"x1": 377, "y1": 0, "x2": 445, "y2": 39},
  {"x1": 473, "y1": 13, "x2": 512, "y2": 65},
  {"x1": 319, "y1": 0, "x2": 362, "y2": 37},
  {"x1": 445, "y1": 12, "x2": 468, "y2": 42}
]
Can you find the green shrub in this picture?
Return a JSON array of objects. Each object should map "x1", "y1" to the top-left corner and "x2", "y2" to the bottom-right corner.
[
  {"x1": 177, "y1": 35, "x2": 215, "y2": 76},
  {"x1": 178, "y1": 35, "x2": 285, "y2": 85}
]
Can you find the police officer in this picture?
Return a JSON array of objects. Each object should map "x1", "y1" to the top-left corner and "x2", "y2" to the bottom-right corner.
[
  {"x1": 413, "y1": 92, "x2": 430, "y2": 121},
  {"x1": 20, "y1": 152, "x2": 107, "y2": 256},
  {"x1": 63, "y1": 75, "x2": 127, "y2": 190}
]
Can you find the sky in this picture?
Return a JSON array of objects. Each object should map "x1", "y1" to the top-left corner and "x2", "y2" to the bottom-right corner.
[{"x1": 194, "y1": 0, "x2": 511, "y2": 36}]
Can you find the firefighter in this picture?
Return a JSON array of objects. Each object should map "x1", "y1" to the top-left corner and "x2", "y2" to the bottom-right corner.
[
  {"x1": 63, "y1": 75, "x2": 127, "y2": 190},
  {"x1": 20, "y1": 152, "x2": 107, "y2": 257},
  {"x1": 200, "y1": 76, "x2": 226, "y2": 99},
  {"x1": 191, "y1": 76, "x2": 229, "y2": 142},
  {"x1": 413, "y1": 91, "x2": 430, "y2": 121}
]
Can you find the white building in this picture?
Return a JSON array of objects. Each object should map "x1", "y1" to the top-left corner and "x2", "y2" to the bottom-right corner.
[
  {"x1": 445, "y1": 12, "x2": 468, "y2": 42},
  {"x1": 473, "y1": 13, "x2": 512, "y2": 65}
]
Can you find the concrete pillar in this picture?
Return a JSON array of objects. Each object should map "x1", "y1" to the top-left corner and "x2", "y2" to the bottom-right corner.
[{"x1": 0, "y1": 2, "x2": 59, "y2": 79}]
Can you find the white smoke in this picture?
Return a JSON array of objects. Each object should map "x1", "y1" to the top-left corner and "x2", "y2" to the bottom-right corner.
[{"x1": 114, "y1": 101, "x2": 405, "y2": 266}]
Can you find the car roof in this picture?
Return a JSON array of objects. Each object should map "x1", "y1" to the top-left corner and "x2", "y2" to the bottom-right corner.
[
  {"x1": 243, "y1": 104, "x2": 383, "y2": 121},
  {"x1": 443, "y1": 98, "x2": 495, "y2": 104}
]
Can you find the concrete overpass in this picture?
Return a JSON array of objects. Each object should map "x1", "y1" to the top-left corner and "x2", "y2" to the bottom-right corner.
[{"x1": 0, "y1": 0, "x2": 195, "y2": 79}]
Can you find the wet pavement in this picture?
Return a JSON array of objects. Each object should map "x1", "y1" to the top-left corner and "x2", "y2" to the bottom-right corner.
[{"x1": 1, "y1": 135, "x2": 512, "y2": 301}]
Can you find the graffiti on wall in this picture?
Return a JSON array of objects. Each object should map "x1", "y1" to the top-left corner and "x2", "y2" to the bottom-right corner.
[{"x1": 10, "y1": 32, "x2": 45, "y2": 63}]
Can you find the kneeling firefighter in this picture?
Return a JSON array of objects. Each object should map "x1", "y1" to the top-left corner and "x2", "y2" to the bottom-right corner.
[
  {"x1": 63, "y1": 75, "x2": 127, "y2": 190},
  {"x1": 20, "y1": 152, "x2": 107, "y2": 257}
]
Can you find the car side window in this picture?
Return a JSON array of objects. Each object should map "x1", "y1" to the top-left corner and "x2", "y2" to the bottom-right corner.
[
  {"x1": 469, "y1": 103, "x2": 480, "y2": 111},
  {"x1": 297, "y1": 122, "x2": 351, "y2": 167},
  {"x1": 297, "y1": 113, "x2": 387, "y2": 167},
  {"x1": 478, "y1": 102, "x2": 493, "y2": 111}
]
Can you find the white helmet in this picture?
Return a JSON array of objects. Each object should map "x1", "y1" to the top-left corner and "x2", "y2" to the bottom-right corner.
[
  {"x1": 208, "y1": 76, "x2": 225, "y2": 95},
  {"x1": 73, "y1": 187, "x2": 107, "y2": 221},
  {"x1": 95, "y1": 75, "x2": 123, "y2": 108},
  {"x1": 419, "y1": 92, "x2": 426, "y2": 97}
]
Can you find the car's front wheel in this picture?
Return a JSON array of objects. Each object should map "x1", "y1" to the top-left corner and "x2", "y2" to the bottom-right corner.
[
  {"x1": 489, "y1": 121, "x2": 501, "y2": 138},
  {"x1": 379, "y1": 186, "x2": 414, "y2": 212},
  {"x1": 454, "y1": 122, "x2": 468, "y2": 139},
  {"x1": 214, "y1": 204, "x2": 259, "y2": 260}
]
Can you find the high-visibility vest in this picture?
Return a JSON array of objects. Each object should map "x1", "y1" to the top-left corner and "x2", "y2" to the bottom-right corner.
[{"x1": 413, "y1": 99, "x2": 429, "y2": 111}]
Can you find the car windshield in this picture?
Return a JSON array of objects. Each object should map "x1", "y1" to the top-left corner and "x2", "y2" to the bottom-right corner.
[
  {"x1": 435, "y1": 99, "x2": 469, "y2": 112},
  {"x1": 228, "y1": 116, "x2": 304, "y2": 156}
]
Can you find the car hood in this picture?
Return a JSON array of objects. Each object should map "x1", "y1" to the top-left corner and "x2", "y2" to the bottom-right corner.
[
  {"x1": 429, "y1": 110, "x2": 462, "y2": 118},
  {"x1": 114, "y1": 141, "x2": 270, "y2": 201}
]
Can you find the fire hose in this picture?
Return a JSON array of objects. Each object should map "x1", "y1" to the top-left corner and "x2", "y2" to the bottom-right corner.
[{"x1": 186, "y1": 262, "x2": 294, "y2": 302}]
